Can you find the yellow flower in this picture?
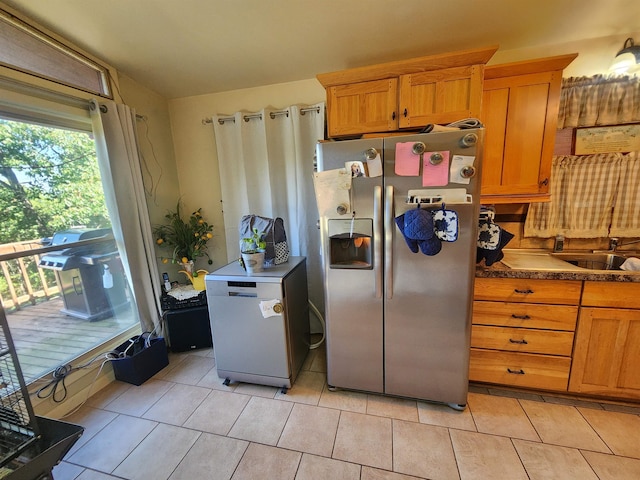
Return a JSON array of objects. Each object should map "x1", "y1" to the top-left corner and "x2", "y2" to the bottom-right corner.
[
  {"x1": 156, "y1": 238, "x2": 164, "y2": 245},
  {"x1": 162, "y1": 258, "x2": 169, "y2": 264},
  {"x1": 206, "y1": 233, "x2": 213, "y2": 239},
  {"x1": 198, "y1": 219, "x2": 204, "y2": 224},
  {"x1": 181, "y1": 257, "x2": 189, "y2": 264}
]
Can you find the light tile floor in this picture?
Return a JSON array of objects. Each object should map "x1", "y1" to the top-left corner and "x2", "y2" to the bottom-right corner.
[{"x1": 53, "y1": 345, "x2": 640, "y2": 480}]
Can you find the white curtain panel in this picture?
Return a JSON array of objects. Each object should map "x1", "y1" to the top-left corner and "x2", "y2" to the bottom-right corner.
[
  {"x1": 90, "y1": 99, "x2": 163, "y2": 334},
  {"x1": 213, "y1": 103, "x2": 325, "y2": 316}
]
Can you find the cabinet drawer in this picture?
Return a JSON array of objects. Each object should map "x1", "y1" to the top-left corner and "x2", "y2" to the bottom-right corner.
[
  {"x1": 469, "y1": 348, "x2": 570, "y2": 391},
  {"x1": 474, "y1": 277, "x2": 581, "y2": 305},
  {"x1": 471, "y1": 325, "x2": 574, "y2": 356},
  {"x1": 582, "y1": 282, "x2": 640, "y2": 310},
  {"x1": 473, "y1": 301, "x2": 578, "y2": 331}
]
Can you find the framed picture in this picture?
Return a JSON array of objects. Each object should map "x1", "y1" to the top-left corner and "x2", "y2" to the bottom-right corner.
[{"x1": 575, "y1": 124, "x2": 640, "y2": 154}]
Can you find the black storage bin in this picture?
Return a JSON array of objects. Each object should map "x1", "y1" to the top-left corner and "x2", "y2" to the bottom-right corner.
[{"x1": 112, "y1": 337, "x2": 169, "y2": 385}]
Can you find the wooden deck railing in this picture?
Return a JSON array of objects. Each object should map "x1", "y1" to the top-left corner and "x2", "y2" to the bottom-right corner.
[
  {"x1": 0, "y1": 239, "x2": 60, "y2": 310},
  {"x1": 0, "y1": 236, "x2": 113, "y2": 311}
]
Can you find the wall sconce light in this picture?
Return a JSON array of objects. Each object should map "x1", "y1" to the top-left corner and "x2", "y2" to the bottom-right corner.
[{"x1": 610, "y1": 38, "x2": 640, "y2": 74}]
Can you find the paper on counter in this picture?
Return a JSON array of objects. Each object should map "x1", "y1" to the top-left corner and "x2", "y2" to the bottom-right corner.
[
  {"x1": 259, "y1": 299, "x2": 282, "y2": 318},
  {"x1": 313, "y1": 168, "x2": 351, "y2": 216}
]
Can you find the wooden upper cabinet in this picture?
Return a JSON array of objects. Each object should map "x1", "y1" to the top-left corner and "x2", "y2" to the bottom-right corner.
[
  {"x1": 327, "y1": 78, "x2": 398, "y2": 137},
  {"x1": 398, "y1": 65, "x2": 484, "y2": 128},
  {"x1": 317, "y1": 46, "x2": 498, "y2": 138},
  {"x1": 480, "y1": 54, "x2": 577, "y2": 204}
]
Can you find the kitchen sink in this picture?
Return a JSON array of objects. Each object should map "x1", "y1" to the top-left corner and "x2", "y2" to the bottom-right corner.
[
  {"x1": 550, "y1": 252, "x2": 628, "y2": 270},
  {"x1": 500, "y1": 249, "x2": 631, "y2": 272}
]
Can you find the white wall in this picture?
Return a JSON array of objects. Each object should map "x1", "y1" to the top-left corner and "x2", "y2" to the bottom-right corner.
[{"x1": 167, "y1": 78, "x2": 325, "y2": 270}]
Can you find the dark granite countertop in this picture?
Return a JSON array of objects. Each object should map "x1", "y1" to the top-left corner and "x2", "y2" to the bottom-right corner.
[{"x1": 476, "y1": 259, "x2": 640, "y2": 282}]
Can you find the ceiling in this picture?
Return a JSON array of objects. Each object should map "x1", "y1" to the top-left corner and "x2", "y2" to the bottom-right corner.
[{"x1": 3, "y1": 0, "x2": 640, "y2": 99}]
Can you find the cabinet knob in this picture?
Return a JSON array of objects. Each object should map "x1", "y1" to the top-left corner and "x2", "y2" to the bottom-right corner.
[
  {"x1": 507, "y1": 368, "x2": 525, "y2": 375},
  {"x1": 392, "y1": 111, "x2": 396, "y2": 120},
  {"x1": 540, "y1": 178, "x2": 549, "y2": 186},
  {"x1": 403, "y1": 108, "x2": 408, "y2": 118}
]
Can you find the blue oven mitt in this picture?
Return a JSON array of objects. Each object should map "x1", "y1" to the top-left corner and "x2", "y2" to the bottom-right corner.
[
  {"x1": 396, "y1": 209, "x2": 442, "y2": 255},
  {"x1": 395, "y1": 214, "x2": 419, "y2": 253}
]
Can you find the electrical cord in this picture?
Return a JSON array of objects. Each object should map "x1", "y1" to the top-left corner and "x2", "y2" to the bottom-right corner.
[{"x1": 34, "y1": 327, "x2": 159, "y2": 407}]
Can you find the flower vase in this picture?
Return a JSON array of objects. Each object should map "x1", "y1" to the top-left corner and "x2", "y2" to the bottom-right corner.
[{"x1": 241, "y1": 251, "x2": 265, "y2": 275}]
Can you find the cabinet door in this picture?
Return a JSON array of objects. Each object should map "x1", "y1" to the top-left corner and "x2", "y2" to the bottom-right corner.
[
  {"x1": 327, "y1": 78, "x2": 398, "y2": 137},
  {"x1": 398, "y1": 65, "x2": 483, "y2": 128},
  {"x1": 480, "y1": 71, "x2": 562, "y2": 202},
  {"x1": 569, "y1": 307, "x2": 640, "y2": 400}
]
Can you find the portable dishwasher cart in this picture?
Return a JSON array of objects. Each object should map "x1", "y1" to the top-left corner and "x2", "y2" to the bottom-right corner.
[{"x1": 205, "y1": 257, "x2": 309, "y2": 392}]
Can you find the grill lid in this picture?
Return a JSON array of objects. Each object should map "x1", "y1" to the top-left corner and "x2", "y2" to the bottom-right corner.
[{"x1": 39, "y1": 228, "x2": 115, "y2": 270}]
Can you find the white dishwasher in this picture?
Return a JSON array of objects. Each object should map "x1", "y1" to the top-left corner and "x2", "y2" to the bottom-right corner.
[{"x1": 205, "y1": 257, "x2": 309, "y2": 391}]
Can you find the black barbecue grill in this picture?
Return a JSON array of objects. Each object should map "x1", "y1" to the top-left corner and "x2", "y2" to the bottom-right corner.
[{"x1": 39, "y1": 228, "x2": 129, "y2": 321}]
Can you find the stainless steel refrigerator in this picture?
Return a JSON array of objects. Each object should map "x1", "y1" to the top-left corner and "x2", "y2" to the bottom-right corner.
[{"x1": 315, "y1": 128, "x2": 484, "y2": 409}]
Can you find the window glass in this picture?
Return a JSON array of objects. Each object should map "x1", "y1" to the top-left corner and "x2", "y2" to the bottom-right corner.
[{"x1": 0, "y1": 117, "x2": 138, "y2": 384}]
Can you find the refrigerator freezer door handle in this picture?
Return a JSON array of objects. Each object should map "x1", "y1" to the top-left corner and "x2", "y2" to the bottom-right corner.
[
  {"x1": 374, "y1": 185, "x2": 383, "y2": 298},
  {"x1": 385, "y1": 185, "x2": 394, "y2": 299}
]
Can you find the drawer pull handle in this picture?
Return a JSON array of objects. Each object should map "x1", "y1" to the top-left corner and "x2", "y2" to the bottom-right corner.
[
  {"x1": 511, "y1": 314, "x2": 531, "y2": 320},
  {"x1": 509, "y1": 338, "x2": 528, "y2": 344},
  {"x1": 507, "y1": 368, "x2": 525, "y2": 375},
  {"x1": 514, "y1": 289, "x2": 534, "y2": 294}
]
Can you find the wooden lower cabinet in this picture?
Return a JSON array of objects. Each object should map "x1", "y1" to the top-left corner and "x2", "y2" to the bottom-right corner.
[
  {"x1": 569, "y1": 307, "x2": 640, "y2": 400},
  {"x1": 470, "y1": 349, "x2": 571, "y2": 391},
  {"x1": 473, "y1": 277, "x2": 640, "y2": 401},
  {"x1": 470, "y1": 277, "x2": 579, "y2": 393}
]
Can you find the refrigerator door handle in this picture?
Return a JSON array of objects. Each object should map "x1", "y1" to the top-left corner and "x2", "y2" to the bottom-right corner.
[
  {"x1": 384, "y1": 185, "x2": 394, "y2": 299},
  {"x1": 374, "y1": 185, "x2": 383, "y2": 298}
]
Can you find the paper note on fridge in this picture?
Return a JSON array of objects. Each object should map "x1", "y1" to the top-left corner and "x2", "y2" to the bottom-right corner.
[
  {"x1": 259, "y1": 299, "x2": 282, "y2": 318},
  {"x1": 395, "y1": 142, "x2": 420, "y2": 176},
  {"x1": 422, "y1": 151, "x2": 450, "y2": 186},
  {"x1": 450, "y1": 155, "x2": 476, "y2": 184},
  {"x1": 366, "y1": 153, "x2": 383, "y2": 177},
  {"x1": 313, "y1": 168, "x2": 351, "y2": 217}
]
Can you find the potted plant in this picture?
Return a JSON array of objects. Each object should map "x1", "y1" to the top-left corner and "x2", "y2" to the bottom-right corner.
[
  {"x1": 241, "y1": 228, "x2": 266, "y2": 274},
  {"x1": 153, "y1": 201, "x2": 214, "y2": 290}
]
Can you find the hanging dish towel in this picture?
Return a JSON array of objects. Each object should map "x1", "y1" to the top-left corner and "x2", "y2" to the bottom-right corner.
[{"x1": 395, "y1": 142, "x2": 420, "y2": 176}]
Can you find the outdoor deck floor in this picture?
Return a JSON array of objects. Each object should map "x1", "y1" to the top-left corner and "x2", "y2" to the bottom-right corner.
[{"x1": 4, "y1": 297, "x2": 137, "y2": 384}]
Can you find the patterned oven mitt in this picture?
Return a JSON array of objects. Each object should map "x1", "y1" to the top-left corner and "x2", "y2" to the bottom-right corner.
[
  {"x1": 477, "y1": 219, "x2": 501, "y2": 250},
  {"x1": 433, "y1": 204, "x2": 458, "y2": 242}
]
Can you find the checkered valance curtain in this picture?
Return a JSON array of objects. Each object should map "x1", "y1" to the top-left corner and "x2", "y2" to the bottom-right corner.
[
  {"x1": 557, "y1": 75, "x2": 640, "y2": 128},
  {"x1": 525, "y1": 153, "x2": 640, "y2": 238}
]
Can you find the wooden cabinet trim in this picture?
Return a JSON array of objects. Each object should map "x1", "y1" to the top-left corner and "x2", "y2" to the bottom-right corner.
[
  {"x1": 484, "y1": 53, "x2": 578, "y2": 80},
  {"x1": 316, "y1": 45, "x2": 498, "y2": 87}
]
